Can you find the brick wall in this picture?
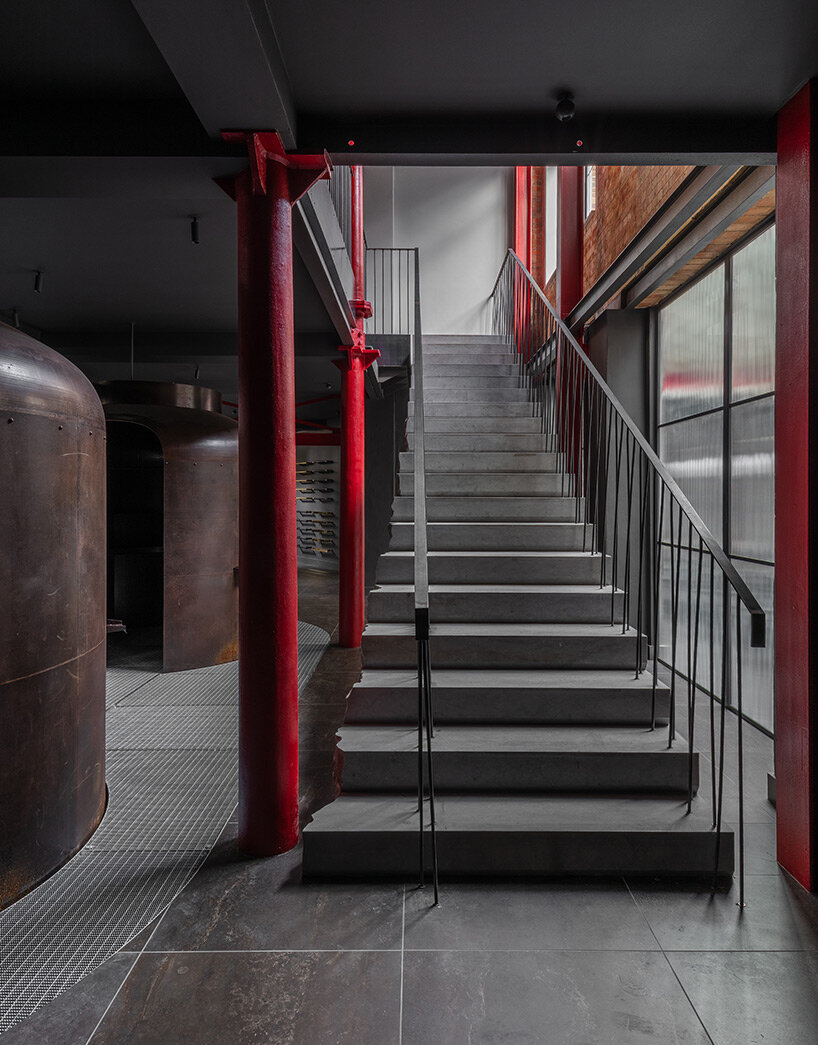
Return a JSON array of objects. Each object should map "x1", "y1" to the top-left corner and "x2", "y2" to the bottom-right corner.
[{"x1": 582, "y1": 166, "x2": 695, "y2": 294}]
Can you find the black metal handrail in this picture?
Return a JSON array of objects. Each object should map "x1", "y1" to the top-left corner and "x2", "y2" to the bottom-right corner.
[
  {"x1": 410, "y1": 248, "x2": 439, "y2": 904},
  {"x1": 363, "y1": 245, "x2": 438, "y2": 902},
  {"x1": 490, "y1": 248, "x2": 767, "y2": 905}
]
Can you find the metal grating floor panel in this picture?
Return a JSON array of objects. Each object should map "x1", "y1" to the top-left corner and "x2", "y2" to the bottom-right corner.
[
  {"x1": 106, "y1": 704, "x2": 238, "y2": 750},
  {"x1": 0, "y1": 620, "x2": 330, "y2": 1034}
]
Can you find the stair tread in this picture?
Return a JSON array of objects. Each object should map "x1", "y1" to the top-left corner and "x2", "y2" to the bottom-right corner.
[
  {"x1": 372, "y1": 583, "x2": 616, "y2": 594},
  {"x1": 339, "y1": 724, "x2": 682, "y2": 754},
  {"x1": 307, "y1": 795, "x2": 723, "y2": 834},
  {"x1": 364, "y1": 622, "x2": 639, "y2": 637},
  {"x1": 355, "y1": 667, "x2": 668, "y2": 690}
]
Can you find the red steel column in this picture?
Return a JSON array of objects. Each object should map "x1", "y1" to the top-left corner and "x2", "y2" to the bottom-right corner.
[
  {"x1": 338, "y1": 166, "x2": 378, "y2": 648},
  {"x1": 514, "y1": 167, "x2": 531, "y2": 268},
  {"x1": 775, "y1": 80, "x2": 818, "y2": 890},
  {"x1": 223, "y1": 132, "x2": 330, "y2": 856},
  {"x1": 557, "y1": 166, "x2": 584, "y2": 319}
]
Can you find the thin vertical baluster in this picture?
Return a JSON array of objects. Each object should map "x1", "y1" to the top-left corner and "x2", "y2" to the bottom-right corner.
[
  {"x1": 668, "y1": 502, "x2": 683, "y2": 748},
  {"x1": 736, "y1": 595, "x2": 745, "y2": 909},
  {"x1": 686, "y1": 518, "x2": 693, "y2": 742},
  {"x1": 599, "y1": 400, "x2": 613, "y2": 589},
  {"x1": 651, "y1": 482, "x2": 666, "y2": 729},
  {"x1": 622, "y1": 432, "x2": 636, "y2": 632},
  {"x1": 709, "y1": 554, "x2": 717, "y2": 827},
  {"x1": 609, "y1": 417, "x2": 623, "y2": 625},
  {"x1": 688, "y1": 534, "x2": 704, "y2": 814},
  {"x1": 713, "y1": 578, "x2": 729, "y2": 892},
  {"x1": 423, "y1": 641, "x2": 439, "y2": 906},
  {"x1": 417, "y1": 638, "x2": 424, "y2": 887},
  {"x1": 635, "y1": 452, "x2": 649, "y2": 678}
]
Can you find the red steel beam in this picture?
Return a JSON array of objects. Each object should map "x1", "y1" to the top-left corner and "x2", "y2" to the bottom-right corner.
[
  {"x1": 514, "y1": 167, "x2": 531, "y2": 269},
  {"x1": 222, "y1": 131, "x2": 331, "y2": 857},
  {"x1": 775, "y1": 80, "x2": 818, "y2": 890}
]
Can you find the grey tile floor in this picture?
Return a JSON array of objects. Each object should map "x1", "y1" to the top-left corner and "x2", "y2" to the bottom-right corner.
[{"x1": 4, "y1": 571, "x2": 818, "y2": 1044}]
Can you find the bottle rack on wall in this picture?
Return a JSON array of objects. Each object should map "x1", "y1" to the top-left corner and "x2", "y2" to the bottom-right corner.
[{"x1": 296, "y1": 457, "x2": 339, "y2": 565}]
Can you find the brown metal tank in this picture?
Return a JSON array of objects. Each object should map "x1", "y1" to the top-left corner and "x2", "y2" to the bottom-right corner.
[
  {"x1": 0, "y1": 323, "x2": 107, "y2": 910},
  {"x1": 102, "y1": 383, "x2": 238, "y2": 673}
]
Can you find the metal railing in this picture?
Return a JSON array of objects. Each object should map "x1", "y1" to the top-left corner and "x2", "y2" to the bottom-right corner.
[
  {"x1": 328, "y1": 165, "x2": 353, "y2": 259},
  {"x1": 365, "y1": 248, "x2": 417, "y2": 338},
  {"x1": 490, "y1": 249, "x2": 766, "y2": 904},
  {"x1": 409, "y1": 248, "x2": 438, "y2": 904}
]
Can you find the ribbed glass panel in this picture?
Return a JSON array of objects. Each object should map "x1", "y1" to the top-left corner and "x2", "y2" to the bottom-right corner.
[
  {"x1": 730, "y1": 396, "x2": 775, "y2": 563},
  {"x1": 659, "y1": 265, "x2": 725, "y2": 423},
  {"x1": 731, "y1": 226, "x2": 776, "y2": 402},
  {"x1": 731, "y1": 560, "x2": 775, "y2": 733},
  {"x1": 659, "y1": 413, "x2": 724, "y2": 539}
]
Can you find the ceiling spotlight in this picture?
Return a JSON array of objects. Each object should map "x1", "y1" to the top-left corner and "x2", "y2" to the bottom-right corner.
[
  {"x1": 190, "y1": 216, "x2": 200, "y2": 245},
  {"x1": 555, "y1": 93, "x2": 575, "y2": 123},
  {"x1": 33, "y1": 270, "x2": 43, "y2": 293}
]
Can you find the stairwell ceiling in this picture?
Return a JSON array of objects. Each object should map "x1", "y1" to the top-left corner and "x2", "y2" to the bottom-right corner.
[{"x1": 0, "y1": 0, "x2": 814, "y2": 392}]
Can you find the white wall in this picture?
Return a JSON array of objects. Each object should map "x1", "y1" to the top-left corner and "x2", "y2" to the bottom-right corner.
[{"x1": 365, "y1": 166, "x2": 513, "y2": 335}]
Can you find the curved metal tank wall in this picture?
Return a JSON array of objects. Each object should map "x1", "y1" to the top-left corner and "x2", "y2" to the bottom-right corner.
[
  {"x1": 0, "y1": 323, "x2": 107, "y2": 909},
  {"x1": 99, "y1": 382, "x2": 239, "y2": 673}
]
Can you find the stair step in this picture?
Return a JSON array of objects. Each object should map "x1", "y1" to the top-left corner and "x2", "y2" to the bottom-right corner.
[
  {"x1": 407, "y1": 417, "x2": 543, "y2": 434},
  {"x1": 398, "y1": 471, "x2": 563, "y2": 496},
  {"x1": 376, "y1": 550, "x2": 603, "y2": 585},
  {"x1": 407, "y1": 432, "x2": 547, "y2": 452},
  {"x1": 421, "y1": 375, "x2": 522, "y2": 390},
  {"x1": 389, "y1": 521, "x2": 586, "y2": 551},
  {"x1": 400, "y1": 451, "x2": 557, "y2": 473},
  {"x1": 392, "y1": 496, "x2": 581, "y2": 522},
  {"x1": 302, "y1": 795, "x2": 732, "y2": 879},
  {"x1": 411, "y1": 387, "x2": 527, "y2": 403},
  {"x1": 338, "y1": 725, "x2": 698, "y2": 795},
  {"x1": 345, "y1": 668, "x2": 670, "y2": 725},
  {"x1": 418, "y1": 401, "x2": 535, "y2": 417},
  {"x1": 368, "y1": 583, "x2": 621, "y2": 623},
  {"x1": 424, "y1": 363, "x2": 520, "y2": 377},
  {"x1": 362, "y1": 621, "x2": 646, "y2": 670}
]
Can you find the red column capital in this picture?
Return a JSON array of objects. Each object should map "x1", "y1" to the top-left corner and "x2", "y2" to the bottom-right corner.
[{"x1": 222, "y1": 130, "x2": 331, "y2": 202}]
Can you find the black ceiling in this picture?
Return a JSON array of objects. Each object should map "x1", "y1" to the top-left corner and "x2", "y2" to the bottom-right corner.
[{"x1": 0, "y1": 0, "x2": 813, "y2": 399}]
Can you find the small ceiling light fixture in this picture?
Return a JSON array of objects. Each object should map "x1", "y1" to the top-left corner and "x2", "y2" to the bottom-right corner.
[
  {"x1": 347, "y1": 139, "x2": 355, "y2": 147},
  {"x1": 33, "y1": 270, "x2": 43, "y2": 293},
  {"x1": 12, "y1": 309, "x2": 20, "y2": 328},
  {"x1": 555, "y1": 93, "x2": 576, "y2": 123},
  {"x1": 190, "y1": 216, "x2": 200, "y2": 245}
]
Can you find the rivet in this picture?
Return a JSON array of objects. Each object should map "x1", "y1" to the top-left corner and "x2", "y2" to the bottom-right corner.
[
  {"x1": 7, "y1": 417, "x2": 13, "y2": 424},
  {"x1": 58, "y1": 424, "x2": 63, "y2": 430}
]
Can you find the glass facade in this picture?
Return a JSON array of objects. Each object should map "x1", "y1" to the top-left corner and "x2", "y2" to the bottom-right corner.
[{"x1": 656, "y1": 224, "x2": 775, "y2": 733}]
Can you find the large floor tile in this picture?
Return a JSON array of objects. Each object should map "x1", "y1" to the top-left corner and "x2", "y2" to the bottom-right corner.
[
  {"x1": 90, "y1": 951, "x2": 401, "y2": 1045},
  {"x1": 401, "y1": 950, "x2": 711, "y2": 1045},
  {"x1": 628, "y1": 872, "x2": 818, "y2": 950},
  {"x1": 0, "y1": 953, "x2": 137, "y2": 1045},
  {"x1": 145, "y1": 843, "x2": 404, "y2": 952},
  {"x1": 668, "y1": 950, "x2": 818, "y2": 1045},
  {"x1": 403, "y1": 881, "x2": 659, "y2": 951}
]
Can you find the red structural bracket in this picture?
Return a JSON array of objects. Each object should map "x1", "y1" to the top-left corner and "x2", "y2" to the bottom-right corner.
[
  {"x1": 220, "y1": 130, "x2": 331, "y2": 201},
  {"x1": 350, "y1": 298, "x2": 374, "y2": 321}
]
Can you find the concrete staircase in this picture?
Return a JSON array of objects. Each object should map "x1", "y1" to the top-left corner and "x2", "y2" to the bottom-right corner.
[{"x1": 303, "y1": 335, "x2": 733, "y2": 879}]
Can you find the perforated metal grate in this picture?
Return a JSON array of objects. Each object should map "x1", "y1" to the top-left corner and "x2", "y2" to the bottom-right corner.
[{"x1": 0, "y1": 620, "x2": 330, "y2": 1034}]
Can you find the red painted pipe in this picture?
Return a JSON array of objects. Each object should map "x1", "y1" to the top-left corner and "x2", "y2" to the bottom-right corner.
[
  {"x1": 225, "y1": 131, "x2": 331, "y2": 857},
  {"x1": 234, "y1": 161, "x2": 300, "y2": 856},
  {"x1": 337, "y1": 166, "x2": 378, "y2": 648},
  {"x1": 337, "y1": 350, "x2": 366, "y2": 647}
]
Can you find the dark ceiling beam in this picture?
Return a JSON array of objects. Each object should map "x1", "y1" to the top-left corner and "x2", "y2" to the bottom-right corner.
[
  {"x1": 0, "y1": 157, "x2": 246, "y2": 198},
  {"x1": 624, "y1": 164, "x2": 777, "y2": 306},
  {"x1": 566, "y1": 165, "x2": 746, "y2": 330},
  {"x1": 300, "y1": 112, "x2": 777, "y2": 166},
  {"x1": 130, "y1": 0, "x2": 297, "y2": 146}
]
